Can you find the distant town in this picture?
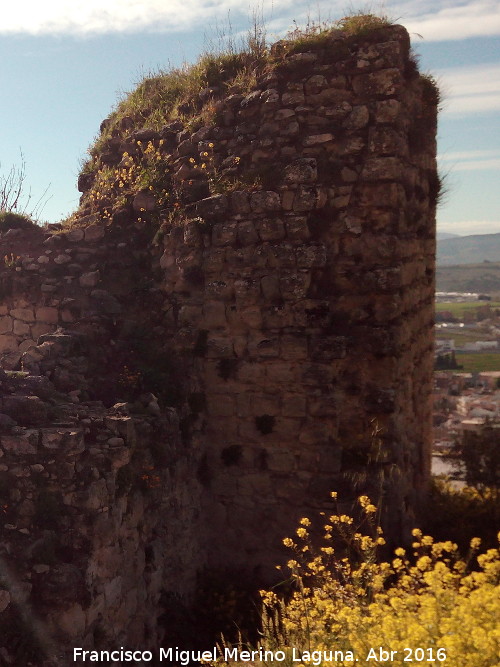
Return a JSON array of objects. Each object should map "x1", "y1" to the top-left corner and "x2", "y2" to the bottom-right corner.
[{"x1": 433, "y1": 292, "x2": 500, "y2": 478}]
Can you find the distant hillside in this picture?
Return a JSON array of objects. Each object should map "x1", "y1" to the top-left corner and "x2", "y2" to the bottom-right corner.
[
  {"x1": 437, "y1": 232, "x2": 460, "y2": 240},
  {"x1": 438, "y1": 232, "x2": 500, "y2": 265},
  {"x1": 436, "y1": 261, "x2": 500, "y2": 293}
]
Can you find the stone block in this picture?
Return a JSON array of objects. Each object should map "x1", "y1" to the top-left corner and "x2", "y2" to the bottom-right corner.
[
  {"x1": 238, "y1": 473, "x2": 273, "y2": 496},
  {"x1": 267, "y1": 449, "x2": 296, "y2": 472},
  {"x1": 293, "y1": 186, "x2": 319, "y2": 211},
  {"x1": 1, "y1": 433, "x2": 38, "y2": 455},
  {"x1": 282, "y1": 394, "x2": 307, "y2": 417},
  {"x1": 251, "y1": 393, "x2": 281, "y2": 416},
  {"x1": 206, "y1": 394, "x2": 235, "y2": 417},
  {"x1": 250, "y1": 191, "x2": 281, "y2": 212},
  {"x1": 55, "y1": 603, "x2": 87, "y2": 639},
  {"x1": 284, "y1": 158, "x2": 318, "y2": 184},
  {"x1": 248, "y1": 335, "x2": 280, "y2": 358},
  {"x1": 368, "y1": 127, "x2": 407, "y2": 156},
  {"x1": 357, "y1": 182, "x2": 400, "y2": 208},
  {"x1": 234, "y1": 278, "x2": 261, "y2": 300},
  {"x1": 205, "y1": 279, "x2": 234, "y2": 300},
  {"x1": 79, "y1": 270, "x2": 100, "y2": 287},
  {"x1": 236, "y1": 221, "x2": 259, "y2": 246},
  {"x1": 296, "y1": 244, "x2": 327, "y2": 268},
  {"x1": 66, "y1": 228, "x2": 85, "y2": 242},
  {"x1": 196, "y1": 194, "x2": 228, "y2": 218},
  {"x1": 256, "y1": 218, "x2": 286, "y2": 242},
  {"x1": 54, "y1": 253, "x2": 71, "y2": 264},
  {"x1": 212, "y1": 222, "x2": 238, "y2": 246},
  {"x1": 343, "y1": 105, "x2": 369, "y2": 130},
  {"x1": 281, "y1": 190, "x2": 295, "y2": 210},
  {"x1": 206, "y1": 336, "x2": 234, "y2": 358},
  {"x1": 238, "y1": 362, "x2": 265, "y2": 383},
  {"x1": 178, "y1": 305, "x2": 203, "y2": 326},
  {"x1": 35, "y1": 307, "x2": 59, "y2": 324},
  {"x1": 375, "y1": 99, "x2": 401, "y2": 123},
  {"x1": 0, "y1": 335, "x2": 19, "y2": 353},
  {"x1": 0, "y1": 590, "x2": 10, "y2": 613},
  {"x1": 299, "y1": 420, "x2": 335, "y2": 447},
  {"x1": 301, "y1": 363, "x2": 336, "y2": 385},
  {"x1": 203, "y1": 247, "x2": 226, "y2": 271},
  {"x1": 302, "y1": 133, "x2": 334, "y2": 147},
  {"x1": 240, "y1": 306, "x2": 262, "y2": 329},
  {"x1": 282, "y1": 90, "x2": 305, "y2": 106},
  {"x1": 307, "y1": 88, "x2": 350, "y2": 106},
  {"x1": 230, "y1": 190, "x2": 251, "y2": 214},
  {"x1": 310, "y1": 336, "x2": 347, "y2": 361},
  {"x1": 31, "y1": 322, "x2": 56, "y2": 339},
  {"x1": 304, "y1": 75, "x2": 328, "y2": 95},
  {"x1": 12, "y1": 319, "x2": 30, "y2": 336},
  {"x1": 352, "y1": 68, "x2": 402, "y2": 97},
  {"x1": 0, "y1": 316, "x2": 13, "y2": 334},
  {"x1": 281, "y1": 335, "x2": 308, "y2": 360},
  {"x1": 279, "y1": 273, "x2": 311, "y2": 300},
  {"x1": 203, "y1": 301, "x2": 227, "y2": 328},
  {"x1": 133, "y1": 190, "x2": 157, "y2": 213},
  {"x1": 261, "y1": 275, "x2": 281, "y2": 301},
  {"x1": 10, "y1": 308, "x2": 35, "y2": 322}
]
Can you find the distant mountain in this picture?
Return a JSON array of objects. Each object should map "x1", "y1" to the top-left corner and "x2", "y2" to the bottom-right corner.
[
  {"x1": 436, "y1": 262, "x2": 500, "y2": 293},
  {"x1": 437, "y1": 232, "x2": 500, "y2": 266},
  {"x1": 437, "y1": 232, "x2": 460, "y2": 240}
]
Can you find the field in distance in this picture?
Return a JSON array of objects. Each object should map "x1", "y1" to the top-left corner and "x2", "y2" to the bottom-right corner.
[
  {"x1": 453, "y1": 353, "x2": 500, "y2": 372},
  {"x1": 435, "y1": 301, "x2": 500, "y2": 317}
]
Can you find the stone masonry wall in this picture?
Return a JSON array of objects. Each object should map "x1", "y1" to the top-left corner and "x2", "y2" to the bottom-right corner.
[
  {"x1": 157, "y1": 24, "x2": 436, "y2": 571},
  {"x1": 0, "y1": 22, "x2": 437, "y2": 660},
  {"x1": 0, "y1": 223, "x2": 206, "y2": 663}
]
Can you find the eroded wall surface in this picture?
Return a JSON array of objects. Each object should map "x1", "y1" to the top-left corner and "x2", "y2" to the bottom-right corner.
[
  {"x1": 0, "y1": 23, "x2": 436, "y2": 662},
  {"x1": 159, "y1": 24, "x2": 436, "y2": 570}
]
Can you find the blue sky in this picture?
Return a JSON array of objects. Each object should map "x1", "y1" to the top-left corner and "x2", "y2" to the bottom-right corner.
[{"x1": 0, "y1": 0, "x2": 499, "y2": 236}]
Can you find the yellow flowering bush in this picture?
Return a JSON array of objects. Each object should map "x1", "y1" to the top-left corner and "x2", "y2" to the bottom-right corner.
[{"x1": 257, "y1": 496, "x2": 500, "y2": 667}]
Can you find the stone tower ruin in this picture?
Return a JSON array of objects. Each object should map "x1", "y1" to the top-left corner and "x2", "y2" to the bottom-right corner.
[{"x1": 0, "y1": 20, "x2": 437, "y2": 660}]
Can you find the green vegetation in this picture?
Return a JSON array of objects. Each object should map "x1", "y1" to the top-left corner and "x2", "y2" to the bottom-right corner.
[
  {"x1": 435, "y1": 301, "x2": 500, "y2": 318},
  {"x1": 454, "y1": 353, "x2": 500, "y2": 372},
  {"x1": 72, "y1": 12, "x2": 409, "y2": 227},
  {"x1": 272, "y1": 12, "x2": 390, "y2": 56},
  {"x1": 424, "y1": 478, "x2": 499, "y2": 551},
  {"x1": 0, "y1": 210, "x2": 38, "y2": 233},
  {"x1": 451, "y1": 423, "x2": 499, "y2": 490},
  {"x1": 89, "y1": 12, "x2": 392, "y2": 146}
]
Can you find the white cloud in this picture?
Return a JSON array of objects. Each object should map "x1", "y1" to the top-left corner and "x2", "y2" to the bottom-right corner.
[
  {"x1": 438, "y1": 220, "x2": 500, "y2": 235},
  {"x1": 0, "y1": 0, "x2": 274, "y2": 35},
  {"x1": 1, "y1": 0, "x2": 500, "y2": 39},
  {"x1": 436, "y1": 63, "x2": 500, "y2": 115},
  {"x1": 400, "y1": 0, "x2": 500, "y2": 41},
  {"x1": 439, "y1": 150, "x2": 500, "y2": 171}
]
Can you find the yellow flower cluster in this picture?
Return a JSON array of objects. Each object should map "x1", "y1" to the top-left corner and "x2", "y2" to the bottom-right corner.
[
  {"x1": 3, "y1": 253, "x2": 21, "y2": 269},
  {"x1": 259, "y1": 497, "x2": 500, "y2": 667},
  {"x1": 86, "y1": 139, "x2": 171, "y2": 217}
]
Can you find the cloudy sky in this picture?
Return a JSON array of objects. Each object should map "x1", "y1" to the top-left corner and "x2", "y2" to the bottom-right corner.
[{"x1": 0, "y1": 0, "x2": 499, "y2": 235}]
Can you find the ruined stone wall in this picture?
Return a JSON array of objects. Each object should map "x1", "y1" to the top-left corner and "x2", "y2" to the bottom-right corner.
[
  {"x1": 0, "y1": 21, "x2": 437, "y2": 660},
  {"x1": 158, "y1": 24, "x2": 436, "y2": 570},
  {"x1": 0, "y1": 224, "x2": 206, "y2": 662}
]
